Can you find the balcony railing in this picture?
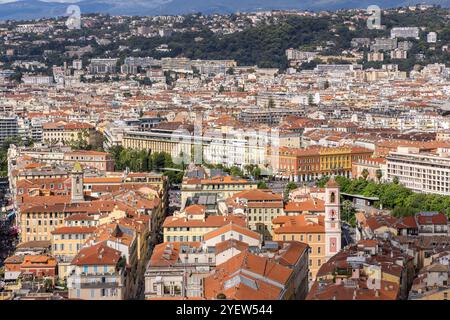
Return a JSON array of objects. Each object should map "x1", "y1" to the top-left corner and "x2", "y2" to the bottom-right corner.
[{"x1": 79, "y1": 281, "x2": 122, "y2": 289}]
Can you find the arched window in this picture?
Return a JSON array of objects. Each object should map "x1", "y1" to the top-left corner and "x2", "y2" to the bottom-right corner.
[{"x1": 330, "y1": 192, "x2": 336, "y2": 203}]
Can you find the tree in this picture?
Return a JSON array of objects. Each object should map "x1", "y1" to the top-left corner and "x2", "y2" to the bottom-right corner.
[
  {"x1": 341, "y1": 200, "x2": 356, "y2": 227},
  {"x1": 391, "y1": 206, "x2": 417, "y2": 218},
  {"x1": 229, "y1": 166, "x2": 244, "y2": 177},
  {"x1": 361, "y1": 169, "x2": 369, "y2": 180},
  {"x1": 284, "y1": 182, "x2": 298, "y2": 201},
  {"x1": 153, "y1": 152, "x2": 167, "y2": 170},
  {"x1": 308, "y1": 94, "x2": 314, "y2": 105},
  {"x1": 257, "y1": 181, "x2": 268, "y2": 189},
  {"x1": 244, "y1": 164, "x2": 256, "y2": 176},
  {"x1": 316, "y1": 175, "x2": 330, "y2": 188},
  {"x1": 375, "y1": 169, "x2": 383, "y2": 182},
  {"x1": 44, "y1": 278, "x2": 53, "y2": 292},
  {"x1": 393, "y1": 176, "x2": 399, "y2": 184},
  {"x1": 143, "y1": 77, "x2": 152, "y2": 86},
  {"x1": 226, "y1": 67, "x2": 235, "y2": 75}
]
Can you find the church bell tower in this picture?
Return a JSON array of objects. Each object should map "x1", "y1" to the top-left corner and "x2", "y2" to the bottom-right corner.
[
  {"x1": 71, "y1": 162, "x2": 84, "y2": 203},
  {"x1": 324, "y1": 177, "x2": 341, "y2": 260}
]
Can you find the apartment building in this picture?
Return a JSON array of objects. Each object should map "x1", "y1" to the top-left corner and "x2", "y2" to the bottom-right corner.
[
  {"x1": 204, "y1": 245, "x2": 308, "y2": 300},
  {"x1": 22, "y1": 75, "x2": 53, "y2": 85},
  {"x1": 63, "y1": 150, "x2": 114, "y2": 172},
  {"x1": 368, "y1": 52, "x2": 384, "y2": 62},
  {"x1": 352, "y1": 157, "x2": 387, "y2": 182},
  {"x1": 42, "y1": 121, "x2": 101, "y2": 147},
  {"x1": 386, "y1": 146, "x2": 450, "y2": 196},
  {"x1": 144, "y1": 242, "x2": 214, "y2": 299},
  {"x1": 307, "y1": 239, "x2": 414, "y2": 300},
  {"x1": 0, "y1": 115, "x2": 19, "y2": 143},
  {"x1": 222, "y1": 189, "x2": 284, "y2": 240},
  {"x1": 122, "y1": 127, "x2": 269, "y2": 169},
  {"x1": 272, "y1": 179, "x2": 341, "y2": 280},
  {"x1": 278, "y1": 146, "x2": 373, "y2": 182},
  {"x1": 391, "y1": 27, "x2": 420, "y2": 39},
  {"x1": 181, "y1": 175, "x2": 257, "y2": 209},
  {"x1": 409, "y1": 250, "x2": 450, "y2": 300},
  {"x1": 145, "y1": 239, "x2": 309, "y2": 300},
  {"x1": 88, "y1": 58, "x2": 118, "y2": 74},
  {"x1": 162, "y1": 205, "x2": 246, "y2": 242},
  {"x1": 67, "y1": 242, "x2": 125, "y2": 300},
  {"x1": 272, "y1": 215, "x2": 325, "y2": 280}
]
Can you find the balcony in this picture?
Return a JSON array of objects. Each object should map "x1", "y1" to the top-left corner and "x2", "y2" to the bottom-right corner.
[{"x1": 79, "y1": 281, "x2": 122, "y2": 289}]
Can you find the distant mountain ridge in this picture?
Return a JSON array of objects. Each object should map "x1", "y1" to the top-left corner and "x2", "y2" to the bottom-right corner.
[{"x1": 0, "y1": 0, "x2": 449, "y2": 21}]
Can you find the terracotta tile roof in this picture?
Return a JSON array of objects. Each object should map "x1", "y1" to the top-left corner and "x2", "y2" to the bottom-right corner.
[
  {"x1": 21, "y1": 255, "x2": 57, "y2": 268},
  {"x1": 71, "y1": 242, "x2": 121, "y2": 266},
  {"x1": 163, "y1": 214, "x2": 246, "y2": 228},
  {"x1": 51, "y1": 226, "x2": 97, "y2": 235},
  {"x1": 204, "y1": 251, "x2": 293, "y2": 300},
  {"x1": 230, "y1": 189, "x2": 283, "y2": 202},
  {"x1": 284, "y1": 198, "x2": 325, "y2": 212},
  {"x1": 416, "y1": 212, "x2": 448, "y2": 225},
  {"x1": 273, "y1": 215, "x2": 325, "y2": 234},
  {"x1": 149, "y1": 242, "x2": 202, "y2": 267},
  {"x1": 214, "y1": 239, "x2": 249, "y2": 254},
  {"x1": 184, "y1": 204, "x2": 207, "y2": 215},
  {"x1": 65, "y1": 214, "x2": 95, "y2": 221},
  {"x1": 203, "y1": 223, "x2": 260, "y2": 241}
]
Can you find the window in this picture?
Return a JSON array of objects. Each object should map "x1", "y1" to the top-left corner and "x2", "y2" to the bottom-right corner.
[{"x1": 90, "y1": 289, "x2": 95, "y2": 298}]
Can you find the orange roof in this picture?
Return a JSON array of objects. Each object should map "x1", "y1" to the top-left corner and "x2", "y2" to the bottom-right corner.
[
  {"x1": 163, "y1": 214, "x2": 246, "y2": 228},
  {"x1": 273, "y1": 215, "x2": 325, "y2": 234},
  {"x1": 204, "y1": 251, "x2": 293, "y2": 300},
  {"x1": 84, "y1": 177, "x2": 123, "y2": 184},
  {"x1": 149, "y1": 242, "x2": 202, "y2": 267},
  {"x1": 184, "y1": 204, "x2": 206, "y2": 215},
  {"x1": 284, "y1": 198, "x2": 325, "y2": 213},
  {"x1": 230, "y1": 189, "x2": 283, "y2": 201},
  {"x1": 51, "y1": 226, "x2": 97, "y2": 235},
  {"x1": 71, "y1": 242, "x2": 121, "y2": 266},
  {"x1": 21, "y1": 255, "x2": 57, "y2": 268},
  {"x1": 203, "y1": 223, "x2": 260, "y2": 241}
]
